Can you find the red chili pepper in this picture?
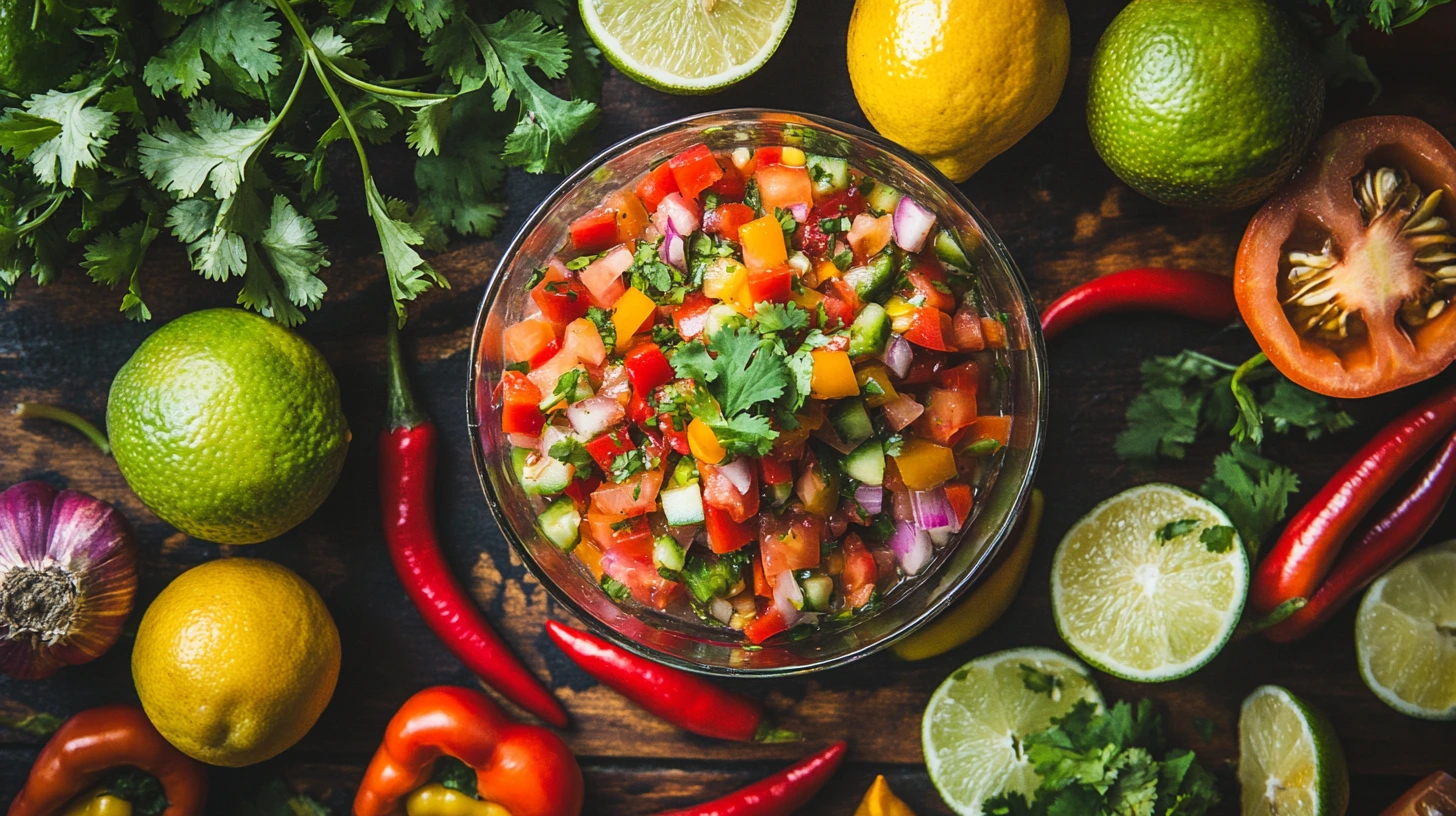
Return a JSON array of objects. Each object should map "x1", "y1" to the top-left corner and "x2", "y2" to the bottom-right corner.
[
  {"x1": 648, "y1": 741, "x2": 846, "y2": 816},
  {"x1": 545, "y1": 621, "x2": 795, "y2": 743},
  {"x1": 1266, "y1": 426, "x2": 1456, "y2": 641},
  {"x1": 1250, "y1": 383, "x2": 1456, "y2": 616},
  {"x1": 382, "y1": 321, "x2": 567, "y2": 727},
  {"x1": 1039, "y1": 268, "x2": 1238, "y2": 341}
]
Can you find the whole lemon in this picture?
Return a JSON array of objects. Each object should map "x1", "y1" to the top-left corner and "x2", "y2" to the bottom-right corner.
[
  {"x1": 108, "y1": 308, "x2": 350, "y2": 545},
  {"x1": 132, "y1": 558, "x2": 341, "y2": 767},
  {"x1": 847, "y1": 0, "x2": 1071, "y2": 182}
]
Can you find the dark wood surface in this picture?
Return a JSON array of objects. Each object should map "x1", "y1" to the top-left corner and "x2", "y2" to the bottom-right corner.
[{"x1": 3, "y1": 1, "x2": 1455, "y2": 812}]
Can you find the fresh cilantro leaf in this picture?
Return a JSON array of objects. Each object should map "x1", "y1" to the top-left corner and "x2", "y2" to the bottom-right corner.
[
  {"x1": 743, "y1": 178, "x2": 762, "y2": 215},
  {"x1": 862, "y1": 378, "x2": 884, "y2": 396},
  {"x1": 82, "y1": 219, "x2": 159, "y2": 321},
  {"x1": 143, "y1": 0, "x2": 282, "y2": 98},
  {"x1": 709, "y1": 326, "x2": 789, "y2": 417},
  {"x1": 366, "y1": 179, "x2": 449, "y2": 324},
  {"x1": 982, "y1": 793, "x2": 1037, "y2": 816},
  {"x1": 882, "y1": 433, "x2": 905, "y2": 457},
  {"x1": 139, "y1": 100, "x2": 271, "y2": 199},
  {"x1": 540, "y1": 367, "x2": 582, "y2": 411},
  {"x1": 1156, "y1": 518, "x2": 1201, "y2": 542},
  {"x1": 832, "y1": 248, "x2": 853, "y2": 270},
  {"x1": 415, "y1": 92, "x2": 508, "y2": 237},
  {"x1": 785, "y1": 348, "x2": 814, "y2": 414},
  {"x1": 2, "y1": 85, "x2": 118, "y2": 187},
  {"x1": 754, "y1": 301, "x2": 808, "y2": 334},
  {"x1": 1020, "y1": 664, "x2": 1063, "y2": 698},
  {"x1": 670, "y1": 341, "x2": 717, "y2": 383},
  {"x1": 1200, "y1": 443, "x2": 1299, "y2": 559},
  {"x1": 707, "y1": 412, "x2": 778, "y2": 457},
  {"x1": 1191, "y1": 718, "x2": 1216, "y2": 743},
  {"x1": 1199, "y1": 525, "x2": 1236, "y2": 554},
  {"x1": 0, "y1": 113, "x2": 63, "y2": 158},
  {"x1": 628, "y1": 238, "x2": 678, "y2": 297},
  {"x1": 1259, "y1": 379, "x2": 1356, "y2": 441},
  {"x1": 610, "y1": 449, "x2": 653, "y2": 482},
  {"x1": 586, "y1": 306, "x2": 616, "y2": 353},
  {"x1": 651, "y1": 322, "x2": 680, "y2": 346}
]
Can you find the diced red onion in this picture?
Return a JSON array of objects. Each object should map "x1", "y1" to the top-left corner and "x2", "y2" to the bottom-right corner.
[
  {"x1": 773, "y1": 569, "x2": 804, "y2": 625},
  {"x1": 660, "y1": 222, "x2": 686, "y2": 271},
  {"x1": 854, "y1": 484, "x2": 884, "y2": 515},
  {"x1": 893, "y1": 196, "x2": 936, "y2": 253},
  {"x1": 929, "y1": 527, "x2": 954, "y2": 546},
  {"x1": 709, "y1": 596, "x2": 734, "y2": 624},
  {"x1": 653, "y1": 192, "x2": 700, "y2": 236},
  {"x1": 882, "y1": 393, "x2": 925, "y2": 432},
  {"x1": 891, "y1": 489, "x2": 914, "y2": 522},
  {"x1": 507, "y1": 433, "x2": 541, "y2": 450},
  {"x1": 880, "y1": 333, "x2": 913, "y2": 378},
  {"x1": 812, "y1": 422, "x2": 858, "y2": 454},
  {"x1": 566, "y1": 396, "x2": 624, "y2": 438},
  {"x1": 788, "y1": 203, "x2": 809, "y2": 222},
  {"x1": 910, "y1": 487, "x2": 954, "y2": 531},
  {"x1": 718, "y1": 457, "x2": 754, "y2": 495},
  {"x1": 889, "y1": 521, "x2": 933, "y2": 577}
]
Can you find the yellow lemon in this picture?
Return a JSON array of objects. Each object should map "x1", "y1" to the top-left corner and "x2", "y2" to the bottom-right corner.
[
  {"x1": 847, "y1": 0, "x2": 1071, "y2": 182},
  {"x1": 132, "y1": 558, "x2": 341, "y2": 767}
]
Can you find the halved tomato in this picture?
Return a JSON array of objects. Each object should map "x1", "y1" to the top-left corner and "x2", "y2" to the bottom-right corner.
[{"x1": 1236, "y1": 116, "x2": 1456, "y2": 398}]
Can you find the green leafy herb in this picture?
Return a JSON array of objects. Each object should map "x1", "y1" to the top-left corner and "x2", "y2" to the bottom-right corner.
[
  {"x1": 1199, "y1": 525, "x2": 1237, "y2": 554},
  {"x1": 628, "y1": 237, "x2": 680, "y2": 299},
  {"x1": 1200, "y1": 443, "x2": 1300, "y2": 559},
  {"x1": 754, "y1": 301, "x2": 808, "y2": 334},
  {"x1": 540, "y1": 367, "x2": 582, "y2": 412},
  {"x1": 610, "y1": 448, "x2": 655, "y2": 483},
  {"x1": 547, "y1": 437, "x2": 593, "y2": 470},
  {"x1": 600, "y1": 575, "x2": 631, "y2": 603},
  {"x1": 1019, "y1": 664, "x2": 1063, "y2": 698},
  {"x1": 1156, "y1": 519, "x2": 1202, "y2": 542},
  {"x1": 586, "y1": 306, "x2": 616, "y2": 354}
]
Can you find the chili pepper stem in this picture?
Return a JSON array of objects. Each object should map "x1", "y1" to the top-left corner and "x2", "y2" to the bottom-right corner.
[
  {"x1": 13, "y1": 403, "x2": 111, "y2": 455},
  {"x1": 385, "y1": 317, "x2": 430, "y2": 431},
  {"x1": 1233, "y1": 596, "x2": 1306, "y2": 640},
  {"x1": 754, "y1": 722, "x2": 801, "y2": 743}
]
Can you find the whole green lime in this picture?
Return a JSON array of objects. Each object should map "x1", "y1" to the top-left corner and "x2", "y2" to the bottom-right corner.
[
  {"x1": 1087, "y1": 0, "x2": 1324, "y2": 209},
  {"x1": 108, "y1": 309, "x2": 350, "y2": 545},
  {"x1": 0, "y1": 0, "x2": 82, "y2": 97}
]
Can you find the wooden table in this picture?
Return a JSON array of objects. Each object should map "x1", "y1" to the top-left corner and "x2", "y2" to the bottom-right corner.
[{"x1": 3, "y1": 1, "x2": 1454, "y2": 812}]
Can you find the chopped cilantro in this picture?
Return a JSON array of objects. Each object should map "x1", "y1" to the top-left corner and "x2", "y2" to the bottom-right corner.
[
  {"x1": 526, "y1": 266, "x2": 547, "y2": 289},
  {"x1": 586, "y1": 306, "x2": 616, "y2": 354},
  {"x1": 1200, "y1": 442, "x2": 1299, "y2": 559},
  {"x1": 818, "y1": 216, "x2": 851, "y2": 234},
  {"x1": 862, "y1": 378, "x2": 885, "y2": 396},
  {"x1": 703, "y1": 191, "x2": 720, "y2": 210},
  {"x1": 754, "y1": 302, "x2": 809, "y2": 334},
  {"x1": 609, "y1": 449, "x2": 655, "y2": 483},
  {"x1": 539, "y1": 368, "x2": 581, "y2": 412},
  {"x1": 774, "y1": 206, "x2": 797, "y2": 237},
  {"x1": 744, "y1": 178, "x2": 763, "y2": 215},
  {"x1": 1200, "y1": 525, "x2": 1237, "y2": 554},
  {"x1": 547, "y1": 437, "x2": 593, "y2": 470},
  {"x1": 882, "y1": 433, "x2": 905, "y2": 457},
  {"x1": 600, "y1": 575, "x2": 631, "y2": 603},
  {"x1": 505, "y1": 360, "x2": 530, "y2": 374},
  {"x1": 628, "y1": 238, "x2": 680, "y2": 298},
  {"x1": 832, "y1": 248, "x2": 853, "y2": 270},
  {"x1": 1155, "y1": 518, "x2": 1201, "y2": 542},
  {"x1": 1019, "y1": 664, "x2": 1063, "y2": 698}
]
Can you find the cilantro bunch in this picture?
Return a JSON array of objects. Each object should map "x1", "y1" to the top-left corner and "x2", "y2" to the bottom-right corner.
[{"x1": 0, "y1": 0, "x2": 600, "y2": 324}]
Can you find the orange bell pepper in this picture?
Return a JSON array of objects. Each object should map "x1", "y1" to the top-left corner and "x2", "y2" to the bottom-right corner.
[
  {"x1": 612, "y1": 287, "x2": 657, "y2": 341},
  {"x1": 354, "y1": 686, "x2": 583, "y2": 816},
  {"x1": 738, "y1": 215, "x2": 788, "y2": 271},
  {"x1": 893, "y1": 438, "x2": 958, "y2": 491},
  {"x1": 810, "y1": 350, "x2": 859, "y2": 399},
  {"x1": 9, "y1": 705, "x2": 208, "y2": 816},
  {"x1": 688, "y1": 418, "x2": 726, "y2": 464}
]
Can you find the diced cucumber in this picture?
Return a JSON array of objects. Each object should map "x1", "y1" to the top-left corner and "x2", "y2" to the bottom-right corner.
[
  {"x1": 671, "y1": 455, "x2": 700, "y2": 487},
  {"x1": 702, "y1": 304, "x2": 746, "y2": 339},
  {"x1": 539, "y1": 365, "x2": 592, "y2": 412},
  {"x1": 848, "y1": 302, "x2": 890, "y2": 358},
  {"x1": 517, "y1": 447, "x2": 572, "y2": 496},
  {"x1": 768, "y1": 481, "x2": 794, "y2": 507},
  {"x1": 653, "y1": 534, "x2": 686, "y2": 574},
  {"x1": 843, "y1": 251, "x2": 895, "y2": 300},
  {"x1": 829, "y1": 398, "x2": 874, "y2": 448},
  {"x1": 538, "y1": 498, "x2": 581, "y2": 552},
  {"x1": 933, "y1": 229, "x2": 971, "y2": 272},
  {"x1": 843, "y1": 440, "x2": 886, "y2": 486},
  {"x1": 661, "y1": 482, "x2": 706, "y2": 526},
  {"x1": 806, "y1": 154, "x2": 850, "y2": 198},
  {"x1": 798, "y1": 572, "x2": 835, "y2": 612},
  {"x1": 864, "y1": 181, "x2": 903, "y2": 216}
]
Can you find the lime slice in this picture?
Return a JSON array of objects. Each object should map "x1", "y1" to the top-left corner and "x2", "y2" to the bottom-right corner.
[
  {"x1": 923, "y1": 647, "x2": 1103, "y2": 816},
  {"x1": 1239, "y1": 685, "x2": 1349, "y2": 816},
  {"x1": 581, "y1": 0, "x2": 795, "y2": 94},
  {"x1": 1051, "y1": 483, "x2": 1249, "y2": 682},
  {"x1": 1356, "y1": 540, "x2": 1456, "y2": 720}
]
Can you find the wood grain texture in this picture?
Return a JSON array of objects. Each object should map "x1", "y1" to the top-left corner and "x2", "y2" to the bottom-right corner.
[{"x1": 2, "y1": 0, "x2": 1455, "y2": 812}]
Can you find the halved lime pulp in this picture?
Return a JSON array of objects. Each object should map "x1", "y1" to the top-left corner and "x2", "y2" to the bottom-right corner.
[
  {"x1": 1239, "y1": 684, "x2": 1348, "y2": 816},
  {"x1": 1357, "y1": 540, "x2": 1456, "y2": 720}
]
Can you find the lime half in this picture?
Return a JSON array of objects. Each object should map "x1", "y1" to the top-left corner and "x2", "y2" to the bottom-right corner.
[
  {"x1": 1239, "y1": 685, "x2": 1349, "y2": 816},
  {"x1": 923, "y1": 647, "x2": 1103, "y2": 816},
  {"x1": 1356, "y1": 540, "x2": 1456, "y2": 720},
  {"x1": 1051, "y1": 483, "x2": 1248, "y2": 682},
  {"x1": 581, "y1": 0, "x2": 795, "y2": 94}
]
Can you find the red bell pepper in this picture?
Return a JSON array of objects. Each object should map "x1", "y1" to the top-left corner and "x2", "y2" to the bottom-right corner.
[
  {"x1": 759, "y1": 456, "x2": 793, "y2": 486},
  {"x1": 753, "y1": 146, "x2": 784, "y2": 167},
  {"x1": 569, "y1": 206, "x2": 619, "y2": 254},
  {"x1": 500, "y1": 371, "x2": 545, "y2": 436},
  {"x1": 531, "y1": 269, "x2": 591, "y2": 326},
  {"x1": 636, "y1": 163, "x2": 679, "y2": 213},
  {"x1": 818, "y1": 293, "x2": 855, "y2": 330},
  {"x1": 905, "y1": 307, "x2": 956, "y2": 351},
  {"x1": 563, "y1": 473, "x2": 601, "y2": 510},
  {"x1": 353, "y1": 686, "x2": 583, "y2": 816},
  {"x1": 529, "y1": 338, "x2": 561, "y2": 369},
  {"x1": 935, "y1": 361, "x2": 980, "y2": 394},
  {"x1": 627, "y1": 388, "x2": 655, "y2": 427},
  {"x1": 705, "y1": 505, "x2": 755, "y2": 553},
  {"x1": 585, "y1": 430, "x2": 634, "y2": 473},
  {"x1": 743, "y1": 604, "x2": 789, "y2": 644},
  {"x1": 705, "y1": 162, "x2": 747, "y2": 199},
  {"x1": 658, "y1": 415, "x2": 691, "y2": 454},
  {"x1": 624, "y1": 342, "x2": 675, "y2": 393},
  {"x1": 747, "y1": 265, "x2": 793, "y2": 305},
  {"x1": 904, "y1": 259, "x2": 956, "y2": 313},
  {"x1": 673, "y1": 293, "x2": 717, "y2": 339},
  {"x1": 704, "y1": 202, "x2": 757, "y2": 241},
  {"x1": 667, "y1": 144, "x2": 723, "y2": 202},
  {"x1": 944, "y1": 482, "x2": 973, "y2": 528}
]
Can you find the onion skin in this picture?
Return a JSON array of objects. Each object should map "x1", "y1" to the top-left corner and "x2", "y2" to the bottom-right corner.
[{"x1": 0, "y1": 482, "x2": 137, "y2": 679}]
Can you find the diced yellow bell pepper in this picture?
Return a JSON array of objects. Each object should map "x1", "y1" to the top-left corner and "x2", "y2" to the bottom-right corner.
[
  {"x1": 856, "y1": 365, "x2": 899, "y2": 408},
  {"x1": 792, "y1": 286, "x2": 825, "y2": 313},
  {"x1": 612, "y1": 287, "x2": 657, "y2": 341},
  {"x1": 732, "y1": 279, "x2": 758, "y2": 316},
  {"x1": 894, "y1": 438, "x2": 958, "y2": 491},
  {"x1": 688, "y1": 418, "x2": 726, "y2": 464},
  {"x1": 780, "y1": 146, "x2": 806, "y2": 167},
  {"x1": 814, "y1": 258, "x2": 842, "y2": 282},
  {"x1": 406, "y1": 783, "x2": 511, "y2": 816},
  {"x1": 703, "y1": 258, "x2": 748, "y2": 300},
  {"x1": 854, "y1": 776, "x2": 916, "y2": 816},
  {"x1": 810, "y1": 350, "x2": 859, "y2": 399},
  {"x1": 884, "y1": 295, "x2": 918, "y2": 333},
  {"x1": 739, "y1": 215, "x2": 788, "y2": 271}
]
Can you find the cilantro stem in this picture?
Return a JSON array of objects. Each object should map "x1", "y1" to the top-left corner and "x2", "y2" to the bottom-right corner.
[
  {"x1": 273, "y1": 0, "x2": 372, "y2": 174},
  {"x1": 9, "y1": 192, "x2": 66, "y2": 239},
  {"x1": 13, "y1": 403, "x2": 111, "y2": 454},
  {"x1": 1182, "y1": 350, "x2": 1240, "y2": 372},
  {"x1": 318, "y1": 59, "x2": 453, "y2": 102}
]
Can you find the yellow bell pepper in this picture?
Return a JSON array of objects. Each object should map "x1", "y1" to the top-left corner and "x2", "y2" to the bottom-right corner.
[
  {"x1": 893, "y1": 438, "x2": 957, "y2": 490},
  {"x1": 854, "y1": 776, "x2": 916, "y2": 816},
  {"x1": 814, "y1": 258, "x2": 842, "y2": 283},
  {"x1": 738, "y1": 215, "x2": 788, "y2": 271},
  {"x1": 810, "y1": 350, "x2": 859, "y2": 399},
  {"x1": 733, "y1": 279, "x2": 757, "y2": 316},
  {"x1": 688, "y1": 418, "x2": 726, "y2": 464},
  {"x1": 612, "y1": 286, "x2": 657, "y2": 341},
  {"x1": 62, "y1": 790, "x2": 132, "y2": 816},
  {"x1": 405, "y1": 784, "x2": 511, "y2": 816},
  {"x1": 885, "y1": 295, "x2": 917, "y2": 333},
  {"x1": 856, "y1": 365, "x2": 898, "y2": 408},
  {"x1": 792, "y1": 286, "x2": 825, "y2": 313},
  {"x1": 893, "y1": 489, "x2": 1044, "y2": 661},
  {"x1": 703, "y1": 259, "x2": 748, "y2": 300},
  {"x1": 779, "y1": 146, "x2": 807, "y2": 167}
]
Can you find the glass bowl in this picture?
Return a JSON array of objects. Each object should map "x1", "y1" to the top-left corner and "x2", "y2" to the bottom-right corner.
[{"x1": 467, "y1": 109, "x2": 1047, "y2": 677}]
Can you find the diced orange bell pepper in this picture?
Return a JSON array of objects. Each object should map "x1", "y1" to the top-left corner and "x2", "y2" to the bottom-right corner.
[
  {"x1": 503, "y1": 317, "x2": 557, "y2": 364},
  {"x1": 792, "y1": 286, "x2": 825, "y2": 313},
  {"x1": 814, "y1": 258, "x2": 842, "y2": 282},
  {"x1": 893, "y1": 438, "x2": 958, "y2": 491},
  {"x1": 605, "y1": 190, "x2": 650, "y2": 244},
  {"x1": 810, "y1": 350, "x2": 859, "y2": 399},
  {"x1": 965, "y1": 415, "x2": 1013, "y2": 448},
  {"x1": 612, "y1": 287, "x2": 657, "y2": 341},
  {"x1": 738, "y1": 215, "x2": 788, "y2": 271},
  {"x1": 702, "y1": 259, "x2": 748, "y2": 300},
  {"x1": 688, "y1": 418, "x2": 726, "y2": 464}
]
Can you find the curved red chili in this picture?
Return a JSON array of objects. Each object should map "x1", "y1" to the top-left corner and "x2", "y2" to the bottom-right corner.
[
  {"x1": 1039, "y1": 268, "x2": 1237, "y2": 341},
  {"x1": 381, "y1": 320, "x2": 567, "y2": 728},
  {"x1": 545, "y1": 620, "x2": 795, "y2": 743},
  {"x1": 1250, "y1": 383, "x2": 1456, "y2": 616},
  {"x1": 649, "y1": 741, "x2": 847, "y2": 816},
  {"x1": 1266, "y1": 426, "x2": 1456, "y2": 642}
]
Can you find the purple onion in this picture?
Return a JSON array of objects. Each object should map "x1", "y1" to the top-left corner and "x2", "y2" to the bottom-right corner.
[
  {"x1": 566, "y1": 396, "x2": 624, "y2": 438},
  {"x1": 652, "y1": 192, "x2": 700, "y2": 236},
  {"x1": 910, "y1": 487, "x2": 954, "y2": 530},
  {"x1": 880, "y1": 334, "x2": 913, "y2": 379},
  {"x1": 788, "y1": 203, "x2": 809, "y2": 222},
  {"x1": 717, "y1": 457, "x2": 754, "y2": 495},
  {"x1": 0, "y1": 482, "x2": 137, "y2": 680},
  {"x1": 892, "y1": 196, "x2": 936, "y2": 253},
  {"x1": 854, "y1": 484, "x2": 884, "y2": 515},
  {"x1": 773, "y1": 569, "x2": 804, "y2": 626},
  {"x1": 889, "y1": 521, "x2": 933, "y2": 577},
  {"x1": 660, "y1": 222, "x2": 686, "y2": 271}
]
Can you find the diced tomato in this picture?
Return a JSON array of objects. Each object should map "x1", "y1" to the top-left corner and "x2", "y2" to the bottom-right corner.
[
  {"x1": 580, "y1": 244, "x2": 633, "y2": 308},
  {"x1": 672, "y1": 292, "x2": 716, "y2": 339},
  {"x1": 936, "y1": 361, "x2": 981, "y2": 394},
  {"x1": 759, "y1": 456, "x2": 793, "y2": 486},
  {"x1": 905, "y1": 258, "x2": 956, "y2": 312},
  {"x1": 814, "y1": 187, "x2": 865, "y2": 220},
  {"x1": 570, "y1": 207, "x2": 619, "y2": 254},
  {"x1": 753, "y1": 557, "x2": 771, "y2": 598},
  {"x1": 705, "y1": 162, "x2": 747, "y2": 199},
  {"x1": 626, "y1": 388, "x2": 654, "y2": 427},
  {"x1": 847, "y1": 213, "x2": 892, "y2": 260},
  {"x1": 826, "y1": 277, "x2": 863, "y2": 315},
  {"x1": 747, "y1": 264, "x2": 793, "y2": 305},
  {"x1": 562, "y1": 318, "x2": 607, "y2": 367},
  {"x1": 965, "y1": 415, "x2": 1013, "y2": 447},
  {"x1": 758, "y1": 511, "x2": 822, "y2": 578},
  {"x1": 982, "y1": 317, "x2": 1008, "y2": 349},
  {"x1": 635, "y1": 163, "x2": 678, "y2": 213},
  {"x1": 953, "y1": 304, "x2": 986, "y2": 351},
  {"x1": 905, "y1": 307, "x2": 956, "y2": 351},
  {"x1": 703, "y1": 203, "x2": 756, "y2": 241},
  {"x1": 605, "y1": 190, "x2": 650, "y2": 244},
  {"x1": 899, "y1": 350, "x2": 945, "y2": 386},
  {"x1": 658, "y1": 414, "x2": 690, "y2": 455},
  {"x1": 943, "y1": 482, "x2": 973, "y2": 528},
  {"x1": 528, "y1": 337, "x2": 561, "y2": 368},
  {"x1": 591, "y1": 470, "x2": 663, "y2": 515},
  {"x1": 754, "y1": 164, "x2": 813, "y2": 217},
  {"x1": 744, "y1": 604, "x2": 788, "y2": 644},
  {"x1": 819, "y1": 293, "x2": 856, "y2": 330},
  {"x1": 700, "y1": 462, "x2": 760, "y2": 523},
  {"x1": 881, "y1": 393, "x2": 925, "y2": 432},
  {"x1": 753, "y1": 146, "x2": 784, "y2": 167},
  {"x1": 623, "y1": 342, "x2": 674, "y2": 393},
  {"x1": 530, "y1": 267, "x2": 591, "y2": 326},
  {"x1": 584, "y1": 430, "x2": 633, "y2": 473},
  {"x1": 564, "y1": 473, "x2": 602, "y2": 510},
  {"x1": 667, "y1": 144, "x2": 723, "y2": 202},
  {"x1": 500, "y1": 371, "x2": 545, "y2": 436},
  {"x1": 503, "y1": 316, "x2": 558, "y2": 364},
  {"x1": 638, "y1": 426, "x2": 669, "y2": 466},
  {"x1": 841, "y1": 534, "x2": 879, "y2": 609},
  {"x1": 916, "y1": 387, "x2": 977, "y2": 446},
  {"x1": 795, "y1": 218, "x2": 830, "y2": 257},
  {"x1": 586, "y1": 513, "x2": 653, "y2": 553},
  {"x1": 598, "y1": 530, "x2": 680, "y2": 610},
  {"x1": 526, "y1": 346, "x2": 580, "y2": 395},
  {"x1": 705, "y1": 505, "x2": 755, "y2": 554}
]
